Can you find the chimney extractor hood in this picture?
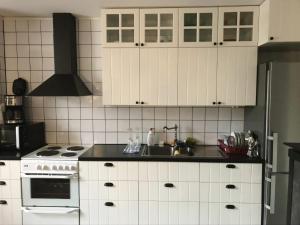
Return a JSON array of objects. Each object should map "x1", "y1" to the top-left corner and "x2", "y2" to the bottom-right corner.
[{"x1": 28, "y1": 13, "x2": 92, "y2": 96}]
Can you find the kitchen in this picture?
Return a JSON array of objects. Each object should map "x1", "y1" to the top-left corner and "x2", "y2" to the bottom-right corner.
[{"x1": 0, "y1": 0, "x2": 300, "y2": 225}]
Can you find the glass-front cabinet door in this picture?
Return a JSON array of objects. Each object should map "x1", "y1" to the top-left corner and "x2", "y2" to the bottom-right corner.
[
  {"x1": 218, "y1": 6, "x2": 259, "y2": 46},
  {"x1": 102, "y1": 9, "x2": 139, "y2": 47},
  {"x1": 140, "y1": 8, "x2": 178, "y2": 47},
  {"x1": 179, "y1": 8, "x2": 218, "y2": 47}
]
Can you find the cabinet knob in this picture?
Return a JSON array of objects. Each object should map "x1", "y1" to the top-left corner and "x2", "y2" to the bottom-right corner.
[
  {"x1": 226, "y1": 184, "x2": 236, "y2": 189},
  {"x1": 0, "y1": 162, "x2": 5, "y2": 166},
  {"x1": 104, "y1": 182, "x2": 114, "y2": 187},
  {"x1": 225, "y1": 204, "x2": 235, "y2": 209},
  {"x1": 141, "y1": 43, "x2": 144, "y2": 46},
  {"x1": 218, "y1": 101, "x2": 222, "y2": 105},
  {"x1": 105, "y1": 202, "x2": 114, "y2": 207},
  {"x1": 0, "y1": 200, "x2": 7, "y2": 205},
  {"x1": 141, "y1": 101, "x2": 145, "y2": 105},
  {"x1": 104, "y1": 162, "x2": 114, "y2": 167},
  {"x1": 136, "y1": 101, "x2": 139, "y2": 104},
  {"x1": 213, "y1": 101, "x2": 216, "y2": 105},
  {"x1": 164, "y1": 183, "x2": 174, "y2": 188},
  {"x1": 226, "y1": 164, "x2": 236, "y2": 169},
  {"x1": 0, "y1": 181, "x2": 6, "y2": 185},
  {"x1": 219, "y1": 42, "x2": 223, "y2": 45},
  {"x1": 270, "y1": 36, "x2": 274, "y2": 40},
  {"x1": 135, "y1": 43, "x2": 139, "y2": 46},
  {"x1": 213, "y1": 42, "x2": 217, "y2": 45}
]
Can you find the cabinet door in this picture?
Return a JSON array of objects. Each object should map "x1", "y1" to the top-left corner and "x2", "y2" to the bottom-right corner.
[
  {"x1": 102, "y1": 9, "x2": 139, "y2": 47},
  {"x1": 217, "y1": 47, "x2": 257, "y2": 106},
  {"x1": 178, "y1": 48, "x2": 217, "y2": 106},
  {"x1": 140, "y1": 48, "x2": 178, "y2": 105},
  {"x1": 179, "y1": 8, "x2": 218, "y2": 47},
  {"x1": 140, "y1": 8, "x2": 178, "y2": 47},
  {"x1": 103, "y1": 48, "x2": 140, "y2": 105},
  {"x1": 218, "y1": 7, "x2": 259, "y2": 46},
  {"x1": 259, "y1": 0, "x2": 300, "y2": 45}
]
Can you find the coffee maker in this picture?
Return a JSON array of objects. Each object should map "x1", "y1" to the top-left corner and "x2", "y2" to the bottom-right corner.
[
  {"x1": 3, "y1": 78, "x2": 27, "y2": 125},
  {"x1": 4, "y1": 95, "x2": 24, "y2": 124}
]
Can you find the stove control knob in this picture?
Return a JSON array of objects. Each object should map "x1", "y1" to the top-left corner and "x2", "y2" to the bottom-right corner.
[
  {"x1": 36, "y1": 165, "x2": 42, "y2": 170},
  {"x1": 64, "y1": 166, "x2": 70, "y2": 171},
  {"x1": 59, "y1": 165, "x2": 64, "y2": 170},
  {"x1": 71, "y1": 166, "x2": 76, "y2": 171},
  {"x1": 52, "y1": 165, "x2": 57, "y2": 170},
  {"x1": 43, "y1": 165, "x2": 49, "y2": 170}
]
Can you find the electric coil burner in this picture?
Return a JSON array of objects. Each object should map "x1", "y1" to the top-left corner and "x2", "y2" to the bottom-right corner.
[
  {"x1": 47, "y1": 146, "x2": 62, "y2": 150},
  {"x1": 36, "y1": 150, "x2": 60, "y2": 157},
  {"x1": 61, "y1": 152, "x2": 77, "y2": 157},
  {"x1": 67, "y1": 146, "x2": 84, "y2": 151}
]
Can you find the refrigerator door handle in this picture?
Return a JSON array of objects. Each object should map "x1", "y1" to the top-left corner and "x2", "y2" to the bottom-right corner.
[
  {"x1": 267, "y1": 133, "x2": 278, "y2": 173},
  {"x1": 265, "y1": 176, "x2": 276, "y2": 214}
]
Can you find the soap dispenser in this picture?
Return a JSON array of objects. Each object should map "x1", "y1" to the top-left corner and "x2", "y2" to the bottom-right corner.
[{"x1": 147, "y1": 128, "x2": 156, "y2": 146}]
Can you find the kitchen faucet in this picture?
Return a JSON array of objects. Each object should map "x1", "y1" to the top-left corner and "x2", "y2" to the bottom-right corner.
[{"x1": 163, "y1": 124, "x2": 178, "y2": 144}]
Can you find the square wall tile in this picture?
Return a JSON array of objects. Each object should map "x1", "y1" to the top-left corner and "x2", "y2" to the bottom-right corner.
[
  {"x1": 205, "y1": 108, "x2": 218, "y2": 120},
  {"x1": 167, "y1": 108, "x2": 179, "y2": 120},
  {"x1": 130, "y1": 107, "x2": 142, "y2": 120},
  {"x1": 193, "y1": 108, "x2": 205, "y2": 120},
  {"x1": 143, "y1": 107, "x2": 154, "y2": 119},
  {"x1": 219, "y1": 108, "x2": 231, "y2": 120},
  {"x1": 180, "y1": 107, "x2": 192, "y2": 120},
  {"x1": 232, "y1": 108, "x2": 244, "y2": 120},
  {"x1": 105, "y1": 107, "x2": 117, "y2": 119},
  {"x1": 155, "y1": 107, "x2": 166, "y2": 120},
  {"x1": 106, "y1": 120, "x2": 117, "y2": 132},
  {"x1": 118, "y1": 107, "x2": 129, "y2": 119},
  {"x1": 205, "y1": 121, "x2": 218, "y2": 132}
]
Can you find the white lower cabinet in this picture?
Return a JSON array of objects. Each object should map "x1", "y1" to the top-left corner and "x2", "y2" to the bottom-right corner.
[
  {"x1": 79, "y1": 162, "x2": 262, "y2": 225},
  {"x1": 0, "y1": 161, "x2": 22, "y2": 225}
]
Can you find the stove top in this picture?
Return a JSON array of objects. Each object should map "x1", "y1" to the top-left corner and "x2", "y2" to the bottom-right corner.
[{"x1": 22, "y1": 145, "x2": 91, "y2": 161}]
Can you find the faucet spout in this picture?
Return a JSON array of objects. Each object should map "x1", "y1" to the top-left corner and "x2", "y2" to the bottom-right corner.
[{"x1": 163, "y1": 124, "x2": 178, "y2": 143}]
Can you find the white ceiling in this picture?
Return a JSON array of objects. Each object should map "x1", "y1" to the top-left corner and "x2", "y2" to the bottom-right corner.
[{"x1": 0, "y1": 0, "x2": 265, "y2": 17}]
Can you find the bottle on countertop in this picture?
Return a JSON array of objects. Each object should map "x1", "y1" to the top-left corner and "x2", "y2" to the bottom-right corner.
[{"x1": 147, "y1": 128, "x2": 156, "y2": 146}]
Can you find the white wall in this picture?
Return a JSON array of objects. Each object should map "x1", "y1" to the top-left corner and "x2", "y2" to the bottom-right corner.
[{"x1": 3, "y1": 17, "x2": 244, "y2": 145}]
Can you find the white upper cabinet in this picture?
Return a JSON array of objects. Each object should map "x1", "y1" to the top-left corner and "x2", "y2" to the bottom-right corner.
[
  {"x1": 140, "y1": 48, "x2": 178, "y2": 105},
  {"x1": 140, "y1": 8, "x2": 178, "y2": 47},
  {"x1": 259, "y1": 0, "x2": 300, "y2": 45},
  {"x1": 217, "y1": 47, "x2": 257, "y2": 106},
  {"x1": 218, "y1": 6, "x2": 259, "y2": 46},
  {"x1": 179, "y1": 8, "x2": 218, "y2": 47},
  {"x1": 102, "y1": 9, "x2": 139, "y2": 47}
]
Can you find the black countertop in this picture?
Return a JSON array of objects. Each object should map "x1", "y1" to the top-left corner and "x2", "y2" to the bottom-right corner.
[
  {"x1": 79, "y1": 144, "x2": 264, "y2": 163},
  {"x1": 285, "y1": 143, "x2": 300, "y2": 151}
]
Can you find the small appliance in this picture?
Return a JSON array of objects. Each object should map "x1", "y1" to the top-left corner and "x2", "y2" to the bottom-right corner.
[
  {"x1": 0, "y1": 122, "x2": 45, "y2": 155},
  {"x1": 3, "y1": 95, "x2": 25, "y2": 124}
]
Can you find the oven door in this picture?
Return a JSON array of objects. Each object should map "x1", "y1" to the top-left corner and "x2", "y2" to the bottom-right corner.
[
  {"x1": 22, "y1": 207, "x2": 79, "y2": 225},
  {"x1": 21, "y1": 173, "x2": 79, "y2": 207}
]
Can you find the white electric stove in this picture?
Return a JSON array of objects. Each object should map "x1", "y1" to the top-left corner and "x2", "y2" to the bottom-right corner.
[{"x1": 21, "y1": 145, "x2": 91, "y2": 225}]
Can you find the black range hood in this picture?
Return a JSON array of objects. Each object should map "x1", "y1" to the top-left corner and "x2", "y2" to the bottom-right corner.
[{"x1": 28, "y1": 13, "x2": 92, "y2": 96}]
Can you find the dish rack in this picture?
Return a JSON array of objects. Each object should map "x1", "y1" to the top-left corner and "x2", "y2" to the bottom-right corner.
[{"x1": 218, "y1": 139, "x2": 248, "y2": 155}]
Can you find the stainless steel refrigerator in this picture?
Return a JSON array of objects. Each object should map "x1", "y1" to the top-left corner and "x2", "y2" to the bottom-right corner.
[{"x1": 245, "y1": 62, "x2": 300, "y2": 225}]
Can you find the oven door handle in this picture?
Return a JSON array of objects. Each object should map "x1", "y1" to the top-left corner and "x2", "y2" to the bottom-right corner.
[
  {"x1": 21, "y1": 173, "x2": 78, "y2": 179},
  {"x1": 22, "y1": 207, "x2": 79, "y2": 214}
]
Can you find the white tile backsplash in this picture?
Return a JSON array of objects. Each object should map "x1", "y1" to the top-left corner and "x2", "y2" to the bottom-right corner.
[{"x1": 2, "y1": 17, "x2": 245, "y2": 145}]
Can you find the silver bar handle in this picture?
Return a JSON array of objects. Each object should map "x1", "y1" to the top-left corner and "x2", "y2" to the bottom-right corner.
[
  {"x1": 268, "y1": 133, "x2": 278, "y2": 173},
  {"x1": 21, "y1": 173, "x2": 78, "y2": 179},
  {"x1": 16, "y1": 126, "x2": 20, "y2": 149},
  {"x1": 22, "y1": 207, "x2": 79, "y2": 214}
]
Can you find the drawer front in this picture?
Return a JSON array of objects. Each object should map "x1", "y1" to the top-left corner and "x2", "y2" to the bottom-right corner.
[
  {"x1": 208, "y1": 183, "x2": 262, "y2": 204},
  {"x1": 139, "y1": 201, "x2": 199, "y2": 225},
  {"x1": 80, "y1": 199, "x2": 138, "y2": 225},
  {"x1": 0, "y1": 198, "x2": 22, "y2": 225},
  {"x1": 79, "y1": 161, "x2": 139, "y2": 181},
  {"x1": 200, "y1": 163, "x2": 262, "y2": 183},
  {"x1": 80, "y1": 180, "x2": 138, "y2": 201},
  {"x1": 139, "y1": 162, "x2": 199, "y2": 181},
  {"x1": 0, "y1": 161, "x2": 20, "y2": 180},
  {"x1": 139, "y1": 181, "x2": 199, "y2": 202},
  {"x1": 204, "y1": 203, "x2": 261, "y2": 225},
  {"x1": 0, "y1": 179, "x2": 21, "y2": 199}
]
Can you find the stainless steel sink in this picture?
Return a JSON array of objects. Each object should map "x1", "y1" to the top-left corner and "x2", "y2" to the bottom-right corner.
[{"x1": 141, "y1": 145, "x2": 192, "y2": 157}]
